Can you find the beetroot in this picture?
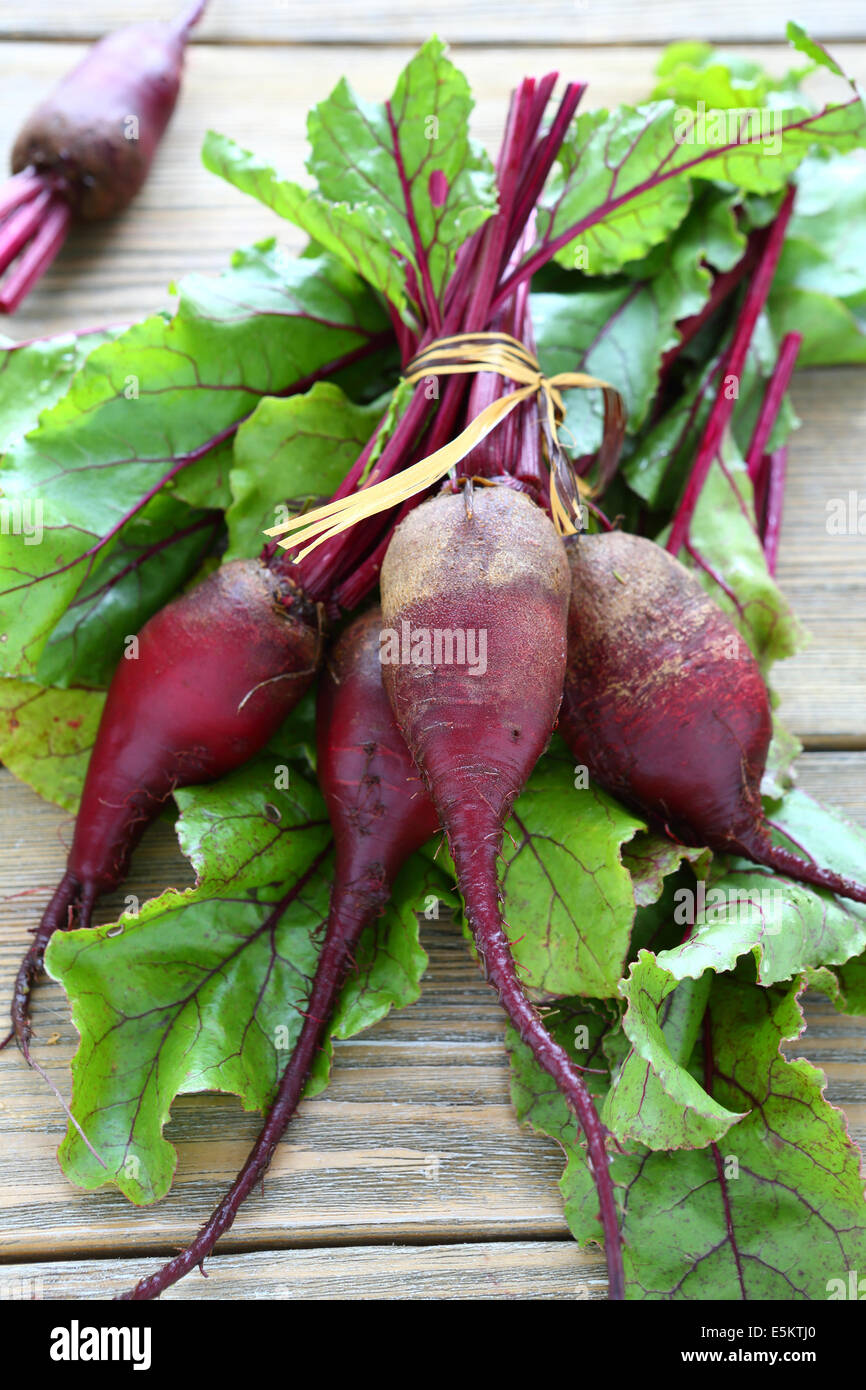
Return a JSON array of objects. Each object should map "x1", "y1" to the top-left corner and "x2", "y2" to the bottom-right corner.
[
  {"x1": 380, "y1": 483, "x2": 625, "y2": 1299},
  {"x1": 118, "y1": 606, "x2": 438, "y2": 1299},
  {"x1": 0, "y1": 2, "x2": 205, "y2": 311},
  {"x1": 9, "y1": 557, "x2": 319, "y2": 1057},
  {"x1": 560, "y1": 530, "x2": 866, "y2": 903}
]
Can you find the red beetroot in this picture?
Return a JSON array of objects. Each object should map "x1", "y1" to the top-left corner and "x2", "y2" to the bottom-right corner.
[
  {"x1": 0, "y1": 3, "x2": 206, "y2": 311},
  {"x1": 118, "y1": 606, "x2": 438, "y2": 1299},
  {"x1": 379, "y1": 483, "x2": 625, "y2": 1299},
  {"x1": 560, "y1": 530, "x2": 866, "y2": 902},
  {"x1": 9, "y1": 558, "x2": 319, "y2": 1057}
]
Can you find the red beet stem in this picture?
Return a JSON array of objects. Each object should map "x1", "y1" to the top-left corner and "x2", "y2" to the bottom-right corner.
[
  {"x1": 456, "y1": 838, "x2": 625, "y2": 1300},
  {"x1": 665, "y1": 186, "x2": 796, "y2": 556},
  {"x1": 745, "y1": 331, "x2": 802, "y2": 482},
  {"x1": 658, "y1": 235, "x2": 760, "y2": 381},
  {"x1": 0, "y1": 168, "x2": 44, "y2": 222},
  {"x1": 0, "y1": 194, "x2": 70, "y2": 313},
  {"x1": 0, "y1": 187, "x2": 53, "y2": 276},
  {"x1": 762, "y1": 447, "x2": 788, "y2": 576},
  {"x1": 736, "y1": 827, "x2": 866, "y2": 905}
]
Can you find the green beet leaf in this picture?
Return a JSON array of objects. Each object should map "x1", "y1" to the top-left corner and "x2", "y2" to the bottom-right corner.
[
  {"x1": 225, "y1": 382, "x2": 381, "y2": 561},
  {"x1": 0, "y1": 242, "x2": 387, "y2": 678},
  {"x1": 47, "y1": 843, "x2": 446, "y2": 1204},
  {"x1": 0, "y1": 679, "x2": 104, "y2": 812},
  {"x1": 538, "y1": 87, "x2": 866, "y2": 279},
  {"x1": 0, "y1": 327, "x2": 123, "y2": 455},
  {"x1": 494, "y1": 750, "x2": 645, "y2": 999},
  {"x1": 509, "y1": 976, "x2": 866, "y2": 1298},
  {"x1": 204, "y1": 38, "x2": 496, "y2": 326},
  {"x1": 174, "y1": 759, "x2": 330, "y2": 892},
  {"x1": 603, "y1": 953, "x2": 742, "y2": 1149},
  {"x1": 35, "y1": 492, "x2": 221, "y2": 691},
  {"x1": 682, "y1": 439, "x2": 805, "y2": 668}
]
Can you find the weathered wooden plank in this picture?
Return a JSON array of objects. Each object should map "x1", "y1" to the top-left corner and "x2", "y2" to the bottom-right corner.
[
  {"x1": 0, "y1": 1241, "x2": 607, "y2": 1300},
  {"x1": 0, "y1": 756, "x2": 863, "y2": 1268},
  {"x1": 773, "y1": 371, "x2": 866, "y2": 743},
  {"x1": 1, "y1": 1, "x2": 864, "y2": 47},
  {"x1": 0, "y1": 41, "x2": 864, "y2": 342}
]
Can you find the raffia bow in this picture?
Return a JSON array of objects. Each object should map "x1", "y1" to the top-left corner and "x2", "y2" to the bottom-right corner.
[{"x1": 264, "y1": 332, "x2": 625, "y2": 558}]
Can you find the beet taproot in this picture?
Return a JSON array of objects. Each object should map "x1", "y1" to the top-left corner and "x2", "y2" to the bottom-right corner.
[
  {"x1": 9, "y1": 558, "x2": 319, "y2": 1056},
  {"x1": 561, "y1": 530, "x2": 866, "y2": 903},
  {"x1": 118, "y1": 605, "x2": 437, "y2": 1299},
  {"x1": 380, "y1": 483, "x2": 625, "y2": 1298}
]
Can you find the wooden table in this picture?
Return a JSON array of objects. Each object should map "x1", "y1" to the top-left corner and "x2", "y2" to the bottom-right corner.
[{"x1": 1, "y1": 1, "x2": 865, "y2": 1300}]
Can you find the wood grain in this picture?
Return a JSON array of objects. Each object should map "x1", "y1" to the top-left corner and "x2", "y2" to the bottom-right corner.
[
  {"x1": 772, "y1": 370, "x2": 866, "y2": 743},
  {"x1": 0, "y1": 757, "x2": 864, "y2": 1286},
  {"x1": 0, "y1": 1242, "x2": 608, "y2": 1301},
  {"x1": 1, "y1": 0, "x2": 864, "y2": 47}
]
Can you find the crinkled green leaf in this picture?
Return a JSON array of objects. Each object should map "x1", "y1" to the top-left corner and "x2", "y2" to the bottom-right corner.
[
  {"x1": 531, "y1": 191, "x2": 746, "y2": 457},
  {"x1": 35, "y1": 493, "x2": 220, "y2": 690},
  {"x1": 0, "y1": 242, "x2": 387, "y2": 677},
  {"x1": 622, "y1": 832, "x2": 705, "y2": 908},
  {"x1": 540, "y1": 93, "x2": 866, "y2": 277},
  {"x1": 624, "y1": 309, "x2": 798, "y2": 516},
  {"x1": 771, "y1": 285, "x2": 866, "y2": 366},
  {"x1": 203, "y1": 134, "x2": 413, "y2": 319},
  {"x1": 652, "y1": 40, "x2": 811, "y2": 109},
  {"x1": 0, "y1": 327, "x2": 123, "y2": 455},
  {"x1": 825, "y1": 952, "x2": 866, "y2": 1015},
  {"x1": 204, "y1": 39, "x2": 496, "y2": 323},
  {"x1": 770, "y1": 150, "x2": 866, "y2": 365},
  {"x1": 225, "y1": 382, "x2": 380, "y2": 561},
  {"x1": 786, "y1": 22, "x2": 846, "y2": 80},
  {"x1": 498, "y1": 750, "x2": 645, "y2": 999},
  {"x1": 48, "y1": 839, "x2": 445, "y2": 1203},
  {"x1": 603, "y1": 955, "x2": 740, "y2": 1149},
  {"x1": 48, "y1": 869, "x2": 332, "y2": 1202},
  {"x1": 174, "y1": 759, "x2": 330, "y2": 891},
  {"x1": 653, "y1": 789, "x2": 866, "y2": 990},
  {"x1": 0, "y1": 678, "x2": 103, "y2": 811},
  {"x1": 509, "y1": 975, "x2": 866, "y2": 1298},
  {"x1": 681, "y1": 441, "x2": 805, "y2": 666}
]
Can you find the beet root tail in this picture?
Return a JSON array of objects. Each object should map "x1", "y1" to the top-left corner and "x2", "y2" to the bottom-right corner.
[
  {"x1": 735, "y1": 831, "x2": 866, "y2": 907},
  {"x1": 117, "y1": 875, "x2": 375, "y2": 1301},
  {"x1": 4, "y1": 871, "x2": 91, "y2": 1061},
  {"x1": 456, "y1": 838, "x2": 626, "y2": 1301}
]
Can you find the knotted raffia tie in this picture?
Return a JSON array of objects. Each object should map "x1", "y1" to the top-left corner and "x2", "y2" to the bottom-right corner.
[{"x1": 264, "y1": 331, "x2": 625, "y2": 559}]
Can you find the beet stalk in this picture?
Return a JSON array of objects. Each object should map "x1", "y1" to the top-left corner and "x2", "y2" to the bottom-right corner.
[
  {"x1": 665, "y1": 186, "x2": 796, "y2": 556},
  {"x1": 117, "y1": 606, "x2": 438, "y2": 1299},
  {"x1": 560, "y1": 530, "x2": 866, "y2": 903},
  {"x1": 0, "y1": 2, "x2": 207, "y2": 312}
]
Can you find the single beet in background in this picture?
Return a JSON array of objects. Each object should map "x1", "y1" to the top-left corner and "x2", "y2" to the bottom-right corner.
[{"x1": 0, "y1": 2, "x2": 207, "y2": 312}]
